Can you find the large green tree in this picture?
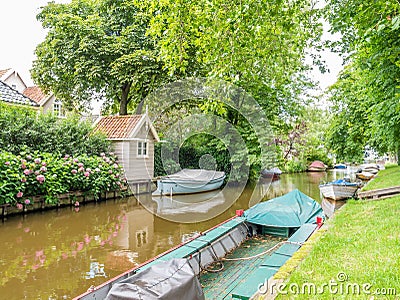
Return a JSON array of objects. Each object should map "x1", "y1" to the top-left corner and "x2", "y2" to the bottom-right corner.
[
  {"x1": 136, "y1": 0, "x2": 323, "y2": 121},
  {"x1": 32, "y1": 0, "x2": 168, "y2": 115},
  {"x1": 325, "y1": 0, "x2": 400, "y2": 160}
]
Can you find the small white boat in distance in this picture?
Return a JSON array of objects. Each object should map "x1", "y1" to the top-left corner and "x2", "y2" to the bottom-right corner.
[
  {"x1": 152, "y1": 169, "x2": 226, "y2": 195},
  {"x1": 319, "y1": 179, "x2": 360, "y2": 201}
]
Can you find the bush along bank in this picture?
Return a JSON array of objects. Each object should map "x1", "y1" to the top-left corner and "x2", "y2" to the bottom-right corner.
[{"x1": 0, "y1": 150, "x2": 127, "y2": 214}]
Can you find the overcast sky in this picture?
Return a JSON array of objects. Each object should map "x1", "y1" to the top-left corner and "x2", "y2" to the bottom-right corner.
[{"x1": 0, "y1": 0, "x2": 342, "y2": 90}]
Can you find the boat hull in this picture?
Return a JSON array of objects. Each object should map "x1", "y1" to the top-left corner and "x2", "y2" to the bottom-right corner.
[
  {"x1": 308, "y1": 167, "x2": 326, "y2": 172},
  {"x1": 153, "y1": 176, "x2": 225, "y2": 195},
  {"x1": 356, "y1": 171, "x2": 375, "y2": 180},
  {"x1": 74, "y1": 216, "x2": 248, "y2": 300},
  {"x1": 334, "y1": 164, "x2": 347, "y2": 169},
  {"x1": 319, "y1": 184, "x2": 359, "y2": 200}
]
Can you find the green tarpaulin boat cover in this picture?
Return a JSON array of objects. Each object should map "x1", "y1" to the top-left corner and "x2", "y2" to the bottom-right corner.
[{"x1": 244, "y1": 189, "x2": 323, "y2": 227}]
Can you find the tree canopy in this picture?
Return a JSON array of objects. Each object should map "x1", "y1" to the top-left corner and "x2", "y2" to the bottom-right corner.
[
  {"x1": 32, "y1": 0, "x2": 168, "y2": 115},
  {"x1": 33, "y1": 0, "x2": 323, "y2": 120},
  {"x1": 140, "y1": 0, "x2": 323, "y2": 121},
  {"x1": 325, "y1": 0, "x2": 400, "y2": 160}
]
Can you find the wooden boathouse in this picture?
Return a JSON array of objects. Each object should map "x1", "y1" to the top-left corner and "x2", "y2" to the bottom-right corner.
[{"x1": 94, "y1": 114, "x2": 160, "y2": 193}]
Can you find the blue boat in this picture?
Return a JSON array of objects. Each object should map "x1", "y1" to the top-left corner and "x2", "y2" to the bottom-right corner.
[
  {"x1": 334, "y1": 163, "x2": 347, "y2": 169},
  {"x1": 152, "y1": 169, "x2": 226, "y2": 196},
  {"x1": 75, "y1": 190, "x2": 323, "y2": 300}
]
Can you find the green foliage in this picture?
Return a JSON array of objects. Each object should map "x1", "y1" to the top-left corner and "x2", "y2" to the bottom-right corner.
[
  {"x1": 282, "y1": 159, "x2": 307, "y2": 173},
  {"x1": 32, "y1": 0, "x2": 170, "y2": 115},
  {"x1": 154, "y1": 132, "x2": 260, "y2": 183},
  {"x1": 0, "y1": 150, "x2": 125, "y2": 206},
  {"x1": 275, "y1": 107, "x2": 332, "y2": 170},
  {"x1": 325, "y1": 0, "x2": 400, "y2": 159},
  {"x1": 0, "y1": 103, "x2": 110, "y2": 156},
  {"x1": 140, "y1": 0, "x2": 323, "y2": 121}
]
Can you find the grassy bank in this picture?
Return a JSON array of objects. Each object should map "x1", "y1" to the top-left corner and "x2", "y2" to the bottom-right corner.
[
  {"x1": 361, "y1": 165, "x2": 400, "y2": 191},
  {"x1": 273, "y1": 197, "x2": 400, "y2": 299}
]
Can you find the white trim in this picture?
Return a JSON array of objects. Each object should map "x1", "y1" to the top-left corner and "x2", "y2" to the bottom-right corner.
[
  {"x1": 129, "y1": 114, "x2": 160, "y2": 142},
  {"x1": 108, "y1": 137, "x2": 153, "y2": 141},
  {"x1": 38, "y1": 93, "x2": 54, "y2": 106},
  {"x1": 136, "y1": 139, "x2": 149, "y2": 158},
  {"x1": 1, "y1": 69, "x2": 28, "y2": 90}
]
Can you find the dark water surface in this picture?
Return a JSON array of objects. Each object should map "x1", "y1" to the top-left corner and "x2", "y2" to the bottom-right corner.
[{"x1": 0, "y1": 170, "x2": 350, "y2": 299}]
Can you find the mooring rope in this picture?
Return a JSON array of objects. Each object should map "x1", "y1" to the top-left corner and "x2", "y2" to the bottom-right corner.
[{"x1": 220, "y1": 240, "x2": 303, "y2": 262}]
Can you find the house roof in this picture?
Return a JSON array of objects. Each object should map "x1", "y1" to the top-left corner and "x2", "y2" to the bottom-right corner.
[
  {"x1": 94, "y1": 115, "x2": 160, "y2": 141},
  {"x1": 0, "y1": 68, "x2": 11, "y2": 78},
  {"x1": 23, "y1": 86, "x2": 47, "y2": 104},
  {"x1": 0, "y1": 80, "x2": 39, "y2": 107}
]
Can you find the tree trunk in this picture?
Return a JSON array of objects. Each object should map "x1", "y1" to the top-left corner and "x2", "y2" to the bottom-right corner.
[{"x1": 119, "y1": 83, "x2": 131, "y2": 115}]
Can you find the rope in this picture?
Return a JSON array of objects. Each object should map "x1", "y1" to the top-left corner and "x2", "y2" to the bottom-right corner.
[
  {"x1": 202, "y1": 243, "x2": 225, "y2": 273},
  {"x1": 221, "y1": 240, "x2": 303, "y2": 262}
]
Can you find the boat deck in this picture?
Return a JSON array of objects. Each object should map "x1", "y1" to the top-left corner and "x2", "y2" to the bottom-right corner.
[{"x1": 200, "y1": 235, "x2": 285, "y2": 299}]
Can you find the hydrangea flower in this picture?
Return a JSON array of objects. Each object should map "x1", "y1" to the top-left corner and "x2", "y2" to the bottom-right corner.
[
  {"x1": 34, "y1": 158, "x2": 41, "y2": 164},
  {"x1": 36, "y1": 175, "x2": 45, "y2": 184},
  {"x1": 16, "y1": 203, "x2": 23, "y2": 210},
  {"x1": 71, "y1": 169, "x2": 78, "y2": 175},
  {"x1": 24, "y1": 199, "x2": 31, "y2": 205},
  {"x1": 17, "y1": 191, "x2": 23, "y2": 198}
]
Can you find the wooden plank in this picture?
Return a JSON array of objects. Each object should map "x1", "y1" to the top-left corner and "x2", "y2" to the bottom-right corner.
[{"x1": 358, "y1": 186, "x2": 400, "y2": 200}]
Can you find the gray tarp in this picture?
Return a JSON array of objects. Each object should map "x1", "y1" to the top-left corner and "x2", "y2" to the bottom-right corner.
[
  {"x1": 244, "y1": 189, "x2": 324, "y2": 227},
  {"x1": 105, "y1": 259, "x2": 205, "y2": 300}
]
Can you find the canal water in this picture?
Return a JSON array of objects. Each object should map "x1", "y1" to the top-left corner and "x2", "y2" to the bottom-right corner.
[{"x1": 0, "y1": 170, "x2": 350, "y2": 299}]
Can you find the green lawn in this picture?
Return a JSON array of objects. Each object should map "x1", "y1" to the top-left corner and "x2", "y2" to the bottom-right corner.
[
  {"x1": 271, "y1": 197, "x2": 400, "y2": 299},
  {"x1": 361, "y1": 165, "x2": 400, "y2": 191}
]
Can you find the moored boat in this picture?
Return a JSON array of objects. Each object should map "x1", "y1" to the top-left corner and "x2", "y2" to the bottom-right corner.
[
  {"x1": 319, "y1": 179, "x2": 360, "y2": 201},
  {"x1": 356, "y1": 171, "x2": 375, "y2": 181},
  {"x1": 260, "y1": 167, "x2": 282, "y2": 180},
  {"x1": 308, "y1": 160, "x2": 327, "y2": 172},
  {"x1": 74, "y1": 189, "x2": 323, "y2": 300},
  {"x1": 152, "y1": 169, "x2": 225, "y2": 196},
  {"x1": 334, "y1": 163, "x2": 347, "y2": 169}
]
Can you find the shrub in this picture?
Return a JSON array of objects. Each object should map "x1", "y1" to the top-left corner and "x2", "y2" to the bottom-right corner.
[
  {"x1": 0, "y1": 150, "x2": 125, "y2": 206},
  {"x1": 0, "y1": 102, "x2": 110, "y2": 156}
]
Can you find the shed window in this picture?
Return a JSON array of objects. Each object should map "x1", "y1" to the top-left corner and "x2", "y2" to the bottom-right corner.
[
  {"x1": 137, "y1": 141, "x2": 148, "y2": 157},
  {"x1": 53, "y1": 101, "x2": 64, "y2": 117}
]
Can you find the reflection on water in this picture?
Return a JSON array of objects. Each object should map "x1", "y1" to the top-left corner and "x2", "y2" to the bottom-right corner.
[{"x1": 0, "y1": 170, "x2": 347, "y2": 299}]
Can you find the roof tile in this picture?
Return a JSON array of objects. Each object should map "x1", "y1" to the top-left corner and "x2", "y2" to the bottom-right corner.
[
  {"x1": 0, "y1": 81, "x2": 38, "y2": 107},
  {"x1": 94, "y1": 115, "x2": 143, "y2": 139},
  {"x1": 23, "y1": 86, "x2": 47, "y2": 104},
  {"x1": 0, "y1": 68, "x2": 11, "y2": 78}
]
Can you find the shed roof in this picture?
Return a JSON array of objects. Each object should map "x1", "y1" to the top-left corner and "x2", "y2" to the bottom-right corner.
[
  {"x1": 0, "y1": 80, "x2": 39, "y2": 107},
  {"x1": 95, "y1": 115, "x2": 160, "y2": 142},
  {"x1": 95, "y1": 115, "x2": 142, "y2": 139}
]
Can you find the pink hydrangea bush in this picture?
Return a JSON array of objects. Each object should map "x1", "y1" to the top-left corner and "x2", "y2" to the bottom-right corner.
[{"x1": 0, "y1": 151, "x2": 126, "y2": 207}]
